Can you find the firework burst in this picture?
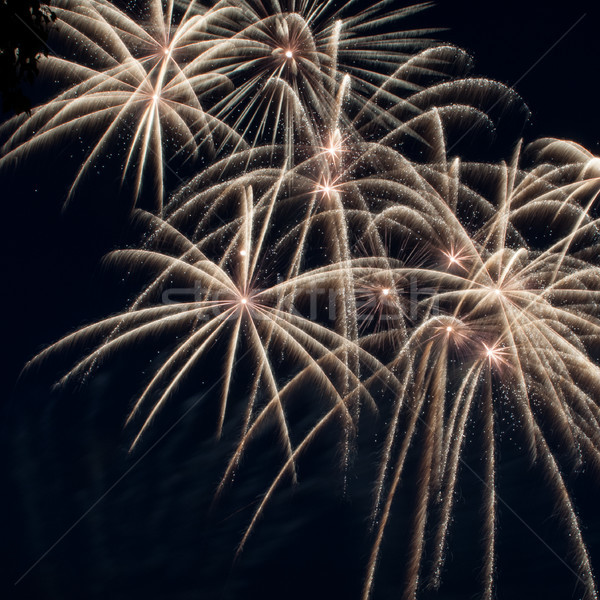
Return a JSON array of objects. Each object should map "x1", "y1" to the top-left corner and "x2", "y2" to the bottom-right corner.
[
  {"x1": 24, "y1": 198, "x2": 396, "y2": 507},
  {"x1": 362, "y1": 140, "x2": 600, "y2": 600},
  {"x1": 10, "y1": 2, "x2": 600, "y2": 600},
  {"x1": 0, "y1": 0, "x2": 523, "y2": 211},
  {"x1": 0, "y1": 0, "x2": 243, "y2": 210}
]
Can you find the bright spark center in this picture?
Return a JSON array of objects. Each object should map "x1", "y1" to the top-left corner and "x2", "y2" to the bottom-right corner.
[
  {"x1": 153, "y1": 94, "x2": 159, "y2": 102},
  {"x1": 239, "y1": 249, "x2": 247, "y2": 257},
  {"x1": 241, "y1": 298, "x2": 248, "y2": 305},
  {"x1": 382, "y1": 288, "x2": 390, "y2": 296},
  {"x1": 285, "y1": 50, "x2": 293, "y2": 59},
  {"x1": 446, "y1": 326, "x2": 453, "y2": 333},
  {"x1": 484, "y1": 344, "x2": 500, "y2": 361}
]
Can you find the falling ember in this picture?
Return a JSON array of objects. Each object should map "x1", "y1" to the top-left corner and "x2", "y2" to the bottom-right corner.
[{"x1": 239, "y1": 250, "x2": 247, "y2": 257}]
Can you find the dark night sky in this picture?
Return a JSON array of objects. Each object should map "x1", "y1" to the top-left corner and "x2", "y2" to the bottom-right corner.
[
  {"x1": 437, "y1": 0, "x2": 600, "y2": 151},
  {"x1": 1, "y1": 2, "x2": 599, "y2": 599}
]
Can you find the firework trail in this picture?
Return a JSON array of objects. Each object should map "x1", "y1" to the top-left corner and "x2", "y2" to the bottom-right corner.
[
  {"x1": 23, "y1": 199, "x2": 396, "y2": 495},
  {"x1": 0, "y1": 0, "x2": 522, "y2": 210},
  {"x1": 0, "y1": 0, "x2": 242, "y2": 210},
  {"x1": 362, "y1": 139, "x2": 600, "y2": 600}
]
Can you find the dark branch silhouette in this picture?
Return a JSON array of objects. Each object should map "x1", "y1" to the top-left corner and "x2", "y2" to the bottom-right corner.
[{"x1": 0, "y1": 0, "x2": 55, "y2": 114}]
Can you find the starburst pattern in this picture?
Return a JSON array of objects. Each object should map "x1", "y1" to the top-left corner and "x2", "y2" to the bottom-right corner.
[
  {"x1": 0, "y1": 0, "x2": 522, "y2": 210},
  {"x1": 361, "y1": 140, "x2": 600, "y2": 600},
  {"x1": 0, "y1": 0, "x2": 242, "y2": 210}
]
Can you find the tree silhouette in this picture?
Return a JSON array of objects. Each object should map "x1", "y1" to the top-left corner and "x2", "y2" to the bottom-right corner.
[{"x1": 0, "y1": 0, "x2": 55, "y2": 114}]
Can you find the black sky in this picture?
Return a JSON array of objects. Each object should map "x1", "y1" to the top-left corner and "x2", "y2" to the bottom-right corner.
[
  {"x1": 436, "y1": 0, "x2": 599, "y2": 151},
  {"x1": 1, "y1": 2, "x2": 599, "y2": 599}
]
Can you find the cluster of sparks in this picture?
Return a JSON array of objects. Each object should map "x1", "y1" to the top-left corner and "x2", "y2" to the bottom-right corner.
[{"x1": 6, "y1": 1, "x2": 600, "y2": 599}]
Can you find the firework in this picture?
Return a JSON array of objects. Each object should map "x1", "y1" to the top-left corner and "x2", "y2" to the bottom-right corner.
[
  {"x1": 0, "y1": 0, "x2": 243, "y2": 211},
  {"x1": 24, "y1": 200, "x2": 397, "y2": 501},
  {"x1": 10, "y1": 1, "x2": 600, "y2": 599},
  {"x1": 361, "y1": 140, "x2": 600, "y2": 600},
  {"x1": 0, "y1": 0, "x2": 522, "y2": 211}
]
